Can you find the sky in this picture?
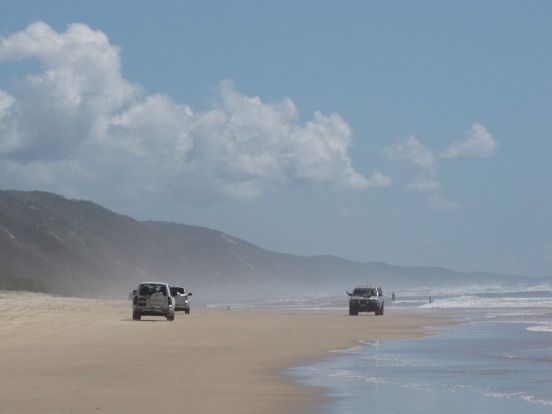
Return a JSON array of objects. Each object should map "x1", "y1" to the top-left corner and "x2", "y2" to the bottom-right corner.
[{"x1": 1, "y1": 1, "x2": 551, "y2": 278}]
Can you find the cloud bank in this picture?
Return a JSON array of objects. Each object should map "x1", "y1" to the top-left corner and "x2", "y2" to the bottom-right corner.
[{"x1": 0, "y1": 22, "x2": 388, "y2": 204}]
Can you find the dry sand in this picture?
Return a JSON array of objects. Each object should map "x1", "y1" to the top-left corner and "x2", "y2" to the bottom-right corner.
[{"x1": 0, "y1": 292, "x2": 455, "y2": 413}]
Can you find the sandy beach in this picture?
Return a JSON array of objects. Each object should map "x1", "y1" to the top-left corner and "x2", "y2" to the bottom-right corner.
[{"x1": 0, "y1": 292, "x2": 454, "y2": 413}]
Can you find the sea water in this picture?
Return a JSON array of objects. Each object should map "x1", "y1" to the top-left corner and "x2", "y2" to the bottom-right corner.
[
  {"x1": 285, "y1": 283, "x2": 552, "y2": 413},
  {"x1": 206, "y1": 283, "x2": 552, "y2": 412}
]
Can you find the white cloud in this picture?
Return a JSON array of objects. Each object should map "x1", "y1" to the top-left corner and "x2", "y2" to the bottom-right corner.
[
  {"x1": 441, "y1": 123, "x2": 498, "y2": 159},
  {"x1": 364, "y1": 171, "x2": 392, "y2": 188},
  {"x1": 427, "y1": 193, "x2": 462, "y2": 211},
  {"x1": 383, "y1": 135, "x2": 436, "y2": 170},
  {"x1": 383, "y1": 125, "x2": 498, "y2": 210},
  {"x1": 0, "y1": 21, "x2": 139, "y2": 162},
  {"x1": 382, "y1": 136, "x2": 439, "y2": 192},
  {"x1": 0, "y1": 22, "x2": 388, "y2": 203},
  {"x1": 0, "y1": 90, "x2": 19, "y2": 153},
  {"x1": 0, "y1": 90, "x2": 14, "y2": 117},
  {"x1": 405, "y1": 177, "x2": 440, "y2": 193}
]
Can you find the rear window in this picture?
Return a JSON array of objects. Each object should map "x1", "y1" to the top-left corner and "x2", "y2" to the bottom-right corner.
[{"x1": 140, "y1": 284, "x2": 167, "y2": 295}]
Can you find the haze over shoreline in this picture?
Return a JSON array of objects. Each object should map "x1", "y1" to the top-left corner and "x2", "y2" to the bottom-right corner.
[{"x1": 1, "y1": 190, "x2": 545, "y2": 300}]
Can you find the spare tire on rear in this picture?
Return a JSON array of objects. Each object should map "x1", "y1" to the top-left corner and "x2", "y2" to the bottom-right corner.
[{"x1": 149, "y1": 292, "x2": 165, "y2": 309}]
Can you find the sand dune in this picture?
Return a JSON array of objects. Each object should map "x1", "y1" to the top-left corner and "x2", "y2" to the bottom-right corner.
[{"x1": 0, "y1": 292, "x2": 453, "y2": 413}]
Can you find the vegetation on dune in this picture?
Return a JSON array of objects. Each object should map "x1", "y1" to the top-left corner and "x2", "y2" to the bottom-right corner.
[{"x1": 0, "y1": 266, "x2": 50, "y2": 292}]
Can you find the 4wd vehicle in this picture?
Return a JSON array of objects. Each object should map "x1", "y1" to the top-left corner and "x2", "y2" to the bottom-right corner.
[
  {"x1": 169, "y1": 286, "x2": 192, "y2": 314},
  {"x1": 347, "y1": 286, "x2": 384, "y2": 316},
  {"x1": 132, "y1": 282, "x2": 175, "y2": 321}
]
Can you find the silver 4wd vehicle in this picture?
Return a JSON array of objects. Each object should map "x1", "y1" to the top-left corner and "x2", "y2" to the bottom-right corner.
[
  {"x1": 169, "y1": 286, "x2": 192, "y2": 314},
  {"x1": 132, "y1": 282, "x2": 175, "y2": 321},
  {"x1": 347, "y1": 286, "x2": 384, "y2": 316}
]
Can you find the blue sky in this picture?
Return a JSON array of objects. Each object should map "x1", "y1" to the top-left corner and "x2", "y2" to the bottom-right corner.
[{"x1": 1, "y1": 1, "x2": 551, "y2": 277}]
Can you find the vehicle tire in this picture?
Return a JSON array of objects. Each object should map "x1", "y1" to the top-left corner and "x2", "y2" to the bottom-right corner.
[
  {"x1": 167, "y1": 313, "x2": 175, "y2": 321},
  {"x1": 380, "y1": 303, "x2": 384, "y2": 315},
  {"x1": 149, "y1": 292, "x2": 165, "y2": 309},
  {"x1": 133, "y1": 312, "x2": 141, "y2": 321},
  {"x1": 375, "y1": 307, "x2": 380, "y2": 316},
  {"x1": 349, "y1": 305, "x2": 358, "y2": 316},
  {"x1": 185, "y1": 308, "x2": 190, "y2": 314}
]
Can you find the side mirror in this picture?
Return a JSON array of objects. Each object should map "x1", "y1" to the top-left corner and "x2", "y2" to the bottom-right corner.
[{"x1": 188, "y1": 292, "x2": 192, "y2": 296}]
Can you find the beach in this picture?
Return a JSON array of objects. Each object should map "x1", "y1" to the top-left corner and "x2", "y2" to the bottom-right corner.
[{"x1": 0, "y1": 292, "x2": 452, "y2": 414}]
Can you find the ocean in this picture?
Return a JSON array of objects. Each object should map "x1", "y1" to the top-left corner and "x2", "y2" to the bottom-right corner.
[
  {"x1": 292, "y1": 283, "x2": 552, "y2": 413},
  {"x1": 210, "y1": 282, "x2": 552, "y2": 413}
]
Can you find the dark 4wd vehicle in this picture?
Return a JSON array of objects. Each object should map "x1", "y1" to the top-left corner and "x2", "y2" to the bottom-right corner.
[{"x1": 347, "y1": 286, "x2": 384, "y2": 316}]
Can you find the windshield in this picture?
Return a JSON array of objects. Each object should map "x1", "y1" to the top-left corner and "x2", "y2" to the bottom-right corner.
[{"x1": 353, "y1": 288, "x2": 377, "y2": 296}]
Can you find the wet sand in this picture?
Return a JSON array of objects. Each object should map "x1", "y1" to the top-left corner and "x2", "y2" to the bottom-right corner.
[{"x1": 0, "y1": 292, "x2": 454, "y2": 413}]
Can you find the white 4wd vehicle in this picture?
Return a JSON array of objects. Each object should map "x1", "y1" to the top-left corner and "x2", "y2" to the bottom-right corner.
[
  {"x1": 132, "y1": 282, "x2": 175, "y2": 321},
  {"x1": 169, "y1": 286, "x2": 192, "y2": 314}
]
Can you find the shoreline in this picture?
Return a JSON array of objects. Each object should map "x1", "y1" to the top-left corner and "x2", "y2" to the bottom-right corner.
[
  {"x1": 266, "y1": 308, "x2": 459, "y2": 413},
  {"x1": 0, "y1": 293, "x2": 458, "y2": 413}
]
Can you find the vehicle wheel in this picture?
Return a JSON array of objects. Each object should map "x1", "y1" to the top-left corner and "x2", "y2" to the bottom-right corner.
[
  {"x1": 375, "y1": 307, "x2": 380, "y2": 316},
  {"x1": 380, "y1": 303, "x2": 384, "y2": 315},
  {"x1": 349, "y1": 306, "x2": 358, "y2": 316},
  {"x1": 185, "y1": 308, "x2": 190, "y2": 314},
  {"x1": 167, "y1": 313, "x2": 175, "y2": 321},
  {"x1": 149, "y1": 292, "x2": 165, "y2": 309},
  {"x1": 133, "y1": 312, "x2": 141, "y2": 321}
]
